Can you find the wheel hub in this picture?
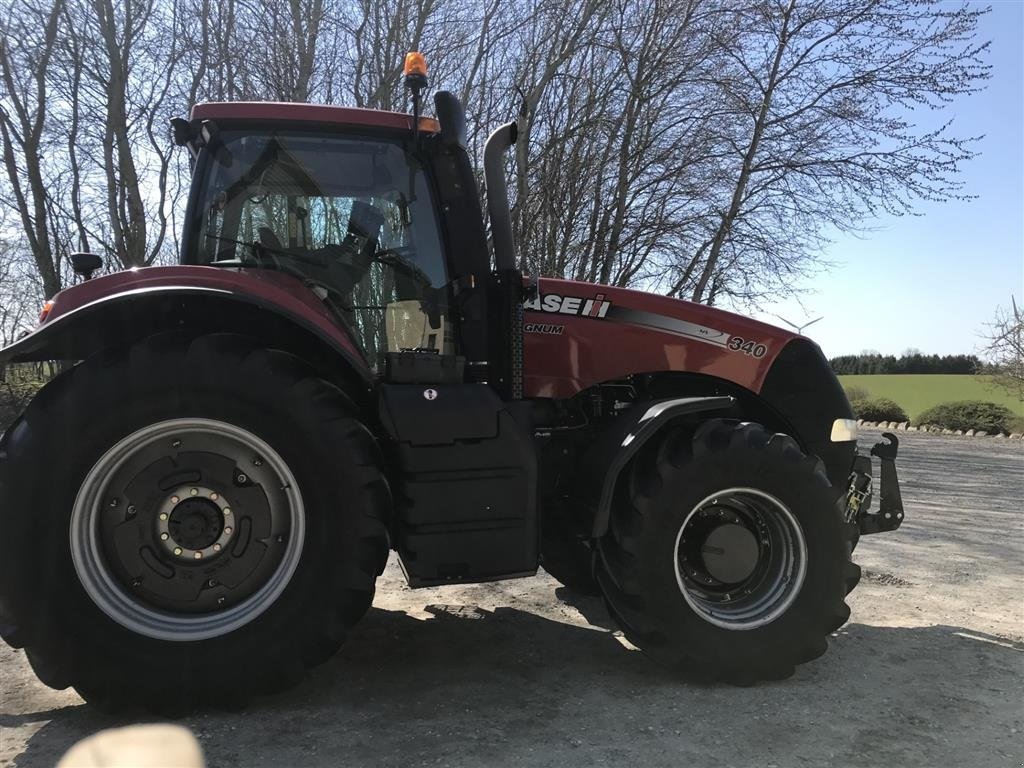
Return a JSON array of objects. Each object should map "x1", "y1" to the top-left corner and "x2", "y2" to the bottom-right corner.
[
  {"x1": 156, "y1": 485, "x2": 235, "y2": 561},
  {"x1": 168, "y1": 498, "x2": 224, "y2": 550},
  {"x1": 700, "y1": 522, "x2": 759, "y2": 584}
]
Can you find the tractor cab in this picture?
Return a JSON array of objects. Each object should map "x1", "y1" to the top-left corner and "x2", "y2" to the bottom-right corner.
[
  {"x1": 173, "y1": 57, "x2": 524, "y2": 400},
  {"x1": 180, "y1": 108, "x2": 459, "y2": 367},
  {"x1": 190, "y1": 128, "x2": 452, "y2": 358}
]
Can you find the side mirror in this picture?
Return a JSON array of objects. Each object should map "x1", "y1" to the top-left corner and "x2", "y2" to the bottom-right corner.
[{"x1": 70, "y1": 252, "x2": 104, "y2": 281}]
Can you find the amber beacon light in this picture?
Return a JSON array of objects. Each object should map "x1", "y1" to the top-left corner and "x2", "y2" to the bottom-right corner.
[
  {"x1": 404, "y1": 51, "x2": 429, "y2": 141},
  {"x1": 403, "y1": 51, "x2": 428, "y2": 81}
]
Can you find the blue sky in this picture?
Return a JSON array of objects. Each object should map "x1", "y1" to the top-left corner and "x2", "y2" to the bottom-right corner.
[{"x1": 752, "y1": 1, "x2": 1023, "y2": 358}]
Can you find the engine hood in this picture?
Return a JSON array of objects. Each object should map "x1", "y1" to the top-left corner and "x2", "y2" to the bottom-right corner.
[{"x1": 522, "y1": 277, "x2": 802, "y2": 399}]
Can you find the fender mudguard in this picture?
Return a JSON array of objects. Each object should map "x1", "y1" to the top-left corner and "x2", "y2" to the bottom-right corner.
[
  {"x1": 580, "y1": 395, "x2": 735, "y2": 538},
  {"x1": 1, "y1": 266, "x2": 372, "y2": 392}
]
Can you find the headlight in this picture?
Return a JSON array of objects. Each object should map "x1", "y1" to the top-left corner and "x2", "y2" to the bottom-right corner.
[{"x1": 830, "y1": 418, "x2": 859, "y2": 442}]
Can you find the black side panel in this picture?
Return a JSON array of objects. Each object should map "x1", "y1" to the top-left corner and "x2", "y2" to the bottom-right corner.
[
  {"x1": 760, "y1": 338, "x2": 855, "y2": 489},
  {"x1": 379, "y1": 384, "x2": 538, "y2": 587}
]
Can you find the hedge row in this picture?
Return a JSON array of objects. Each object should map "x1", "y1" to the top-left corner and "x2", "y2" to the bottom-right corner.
[{"x1": 847, "y1": 396, "x2": 1019, "y2": 434}]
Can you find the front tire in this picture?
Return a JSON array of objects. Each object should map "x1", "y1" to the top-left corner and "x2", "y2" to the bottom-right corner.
[
  {"x1": 0, "y1": 333, "x2": 390, "y2": 710},
  {"x1": 597, "y1": 419, "x2": 859, "y2": 683}
]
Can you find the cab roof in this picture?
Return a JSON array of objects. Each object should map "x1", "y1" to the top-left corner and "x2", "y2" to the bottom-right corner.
[{"x1": 190, "y1": 102, "x2": 440, "y2": 134}]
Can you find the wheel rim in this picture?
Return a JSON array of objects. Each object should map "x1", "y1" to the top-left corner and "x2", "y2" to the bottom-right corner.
[
  {"x1": 673, "y1": 487, "x2": 806, "y2": 630},
  {"x1": 70, "y1": 418, "x2": 305, "y2": 641}
]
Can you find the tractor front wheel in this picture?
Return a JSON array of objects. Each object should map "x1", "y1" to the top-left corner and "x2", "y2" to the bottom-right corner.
[
  {"x1": 597, "y1": 419, "x2": 859, "y2": 683},
  {"x1": 0, "y1": 333, "x2": 390, "y2": 711}
]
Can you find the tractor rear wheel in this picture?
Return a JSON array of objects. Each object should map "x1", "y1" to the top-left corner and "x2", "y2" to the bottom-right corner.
[
  {"x1": 0, "y1": 333, "x2": 390, "y2": 711},
  {"x1": 597, "y1": 419, "x2": 858, "y2": 683}
]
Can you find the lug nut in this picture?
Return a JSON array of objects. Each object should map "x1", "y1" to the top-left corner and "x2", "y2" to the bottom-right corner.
[
  {"x1": 127, "y1": 505, "x2": 136, "y2": 516},
  {"x1": 213, "y1": 543, "x2": 221, "y2": 552},
  {"x1": 173, "y1": 547, "x2": 183, "y2": 556},
  {"x1": 217, "y1": 596, "x2": 226, "y2": 605},
  {"x1": 171, "y1": 496, "x2": 179, "y2": 504},
  {"x1": 224, "y1": 527, "x2": 233, "y2": 535},
  {"x1": 171, "y1": 439, "x2": 182, "y2": 449},
  {"x1": 109, "y1": 498, "x2": 119, "y2": 507},
  {"x1": 160, "y1": 532, "x2": 169, "y2": 541},
  {"x1": 252, "y1": 457, "x2": 263, "y2": 466},
  {"x1": 194, "y1": 551, "x2": 203, "y2": 559},
  {"x1": 237, "y1": 474, "x2": 248, "y2": 484},
  {"x1": 210, "y1": 492, "x2": 219, "y2": 501},
  {"x1": 223, "y1": 508, "x2": 231, "y2": 516},
  {"x1": 159, "y1": 512, "x2": 168, "y2": 521},
  {"x1": 190, "y1": 488, "x2": 198, "y2": 496},
  {"x1": 208, "y1": 578, "x2": 218, "y2": 587}
]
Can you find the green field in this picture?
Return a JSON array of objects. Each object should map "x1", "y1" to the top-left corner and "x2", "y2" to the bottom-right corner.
[{"x1": 838, "y1": 375, "x2": 1024, "y2": 421}]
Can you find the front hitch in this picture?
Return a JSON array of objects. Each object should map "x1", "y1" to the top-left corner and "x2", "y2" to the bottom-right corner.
[{"x1": 844, "y1": 432, "x2": 905, "y2": 535}]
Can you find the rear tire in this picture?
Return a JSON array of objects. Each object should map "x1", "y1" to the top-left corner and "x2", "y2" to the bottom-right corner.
[
  {"x1": 596, "y1": 419, "x2": 857, "y2": 684},
  {"x1": 0, "y1": 333, "x2": 390, "y2": 711}
]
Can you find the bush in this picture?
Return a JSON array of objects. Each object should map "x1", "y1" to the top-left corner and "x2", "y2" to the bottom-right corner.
[
  {"x1": 851, "y1": 397, "x2": 908, "y2": 423},
  {"x1": 916, "y1": 401, "x2": 1016, "y2": 434}
]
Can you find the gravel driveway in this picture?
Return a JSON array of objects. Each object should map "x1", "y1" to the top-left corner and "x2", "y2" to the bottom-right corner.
[{"x1": 2, "y1": 427, "x2": 1022, "y2": 767}]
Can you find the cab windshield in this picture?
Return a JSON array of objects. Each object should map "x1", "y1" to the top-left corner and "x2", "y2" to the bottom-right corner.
[{"x1": 191, "y1": 131, "x2": 452, "y2": 363}]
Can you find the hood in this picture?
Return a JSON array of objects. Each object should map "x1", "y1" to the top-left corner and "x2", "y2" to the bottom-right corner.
[{"x1": 522, "y1": 277, "x2": 802, "y2": 399}]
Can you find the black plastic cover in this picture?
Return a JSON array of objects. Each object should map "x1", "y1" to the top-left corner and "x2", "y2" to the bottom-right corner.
[
  {"x1": 433, "y1": 91, "x2": 467, "y2": 148},
  {"x1": 378, "y1": 384, "x2": 538, "y2": 586},
  {"x1": 379, "y1": 383, "x2": 498, "y2": 445}
]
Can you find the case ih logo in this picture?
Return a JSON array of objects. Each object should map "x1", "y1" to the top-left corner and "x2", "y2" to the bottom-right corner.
[{"x1": 523, "y1": 293, "x2": 611, "y2": 318}]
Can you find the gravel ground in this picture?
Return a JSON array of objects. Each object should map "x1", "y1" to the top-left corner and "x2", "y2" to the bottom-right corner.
[{"x1": 1, "y1": 427, "x2": 1022, "y2": 767}]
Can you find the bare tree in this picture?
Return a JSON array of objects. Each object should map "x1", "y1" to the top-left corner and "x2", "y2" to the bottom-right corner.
[
  {"x1": 679, "y1": 0, "x2": 990, "y2": 305},
  {"x1": 61, "y1": 0, "x2": 181, "y2": 267},
  {"x1": 0, "y1": 0, "x2": 66, "y2": 298},
  {"x1": 981, "y1": 297, "x2": 1024, "y2": 399}
]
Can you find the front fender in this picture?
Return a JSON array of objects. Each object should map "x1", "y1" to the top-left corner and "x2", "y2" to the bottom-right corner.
[
  {"x1": 1, "y1": 266, "x2": 372, "y2": 392},
  {"x1": 581, "y1": 395, "x2": 736, "y2": 538}
]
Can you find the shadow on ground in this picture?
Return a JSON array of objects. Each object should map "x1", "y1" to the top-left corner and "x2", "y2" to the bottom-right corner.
[{"x1": 5, "y1": 595, "x2": 1022, "y2": 768}]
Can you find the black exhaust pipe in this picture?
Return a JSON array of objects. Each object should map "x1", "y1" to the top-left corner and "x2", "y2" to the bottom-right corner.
[
  {"x1": 482, "y1": 121, "x2": 523, "y2": 399},
  {"x1": 483, "y1": 122, "x2": 518, "y2": 271}
]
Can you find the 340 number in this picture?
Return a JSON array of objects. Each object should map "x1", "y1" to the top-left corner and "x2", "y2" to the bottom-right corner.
[{"x1": 728, "y1": 336, "x2": 767, "y2": 358}]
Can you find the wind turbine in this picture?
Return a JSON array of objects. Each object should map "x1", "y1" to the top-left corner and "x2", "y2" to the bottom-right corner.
[{"x1": 773, "y1": 314, "x2": 824, "y2": 335}]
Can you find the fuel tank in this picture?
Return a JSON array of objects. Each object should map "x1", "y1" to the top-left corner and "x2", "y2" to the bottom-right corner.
[{"x1": 522, "y1": 278, "x2": 799, "y2": 399}]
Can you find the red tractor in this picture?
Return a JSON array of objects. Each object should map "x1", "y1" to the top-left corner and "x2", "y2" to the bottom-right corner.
[{"x1": 0, "y1": 54, "x2": 903, "y2": 710}]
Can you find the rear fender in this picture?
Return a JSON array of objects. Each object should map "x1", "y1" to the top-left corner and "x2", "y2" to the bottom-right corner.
[
  {"x1": 581, "y1": 395, "x2": 735, "y2": 538},
  {"x1": 1, "y1": 267, "x2": 372, "y2": 399}
]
